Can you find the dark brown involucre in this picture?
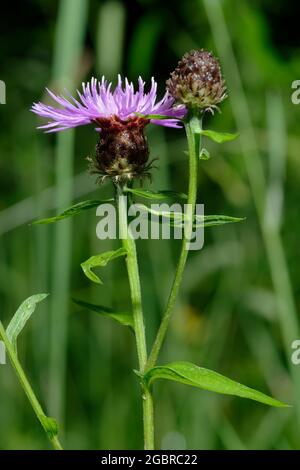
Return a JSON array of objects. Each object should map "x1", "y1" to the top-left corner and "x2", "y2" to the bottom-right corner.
[
  {"x1": 166, "y1": 49, "x2": 227, "y2": 111},
  {"x1": 91, "y1": 116, "x2": 150, "y2": 183}
]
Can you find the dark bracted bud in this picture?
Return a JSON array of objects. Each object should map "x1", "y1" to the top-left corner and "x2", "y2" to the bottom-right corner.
[
  {"x1": 166, "y1": 49, "x2": 227, "y2": 111},
  {"x1": 91, "y1": 116, "x2": 150, "y2": 182}
]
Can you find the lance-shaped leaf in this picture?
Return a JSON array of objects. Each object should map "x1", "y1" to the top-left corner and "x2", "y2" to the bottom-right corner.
[
  {"x1": 134, "y1": 112, "x2": 180, "y2": 120},
  {"x1": 6, "y1": 293, "x2": 49, "y2": 353},
  {"x1": 131, "y1": 204, "x2": 184, "y2": 222},
  {"x1": 133, "y1": 204, "x2": 245, "y2": 228},
  {"x1": 33, "y1": 199, "x2": 113, "y2": 224},
  {"x1": 193, "y1": 214, "x2": 245, "y2": 228},
  {"x1": 73, "y1": 298, "x2": 134, "y2": 329},
  {"x1": 143, "y1": 362, "x2": 288, "y2": 408},
  {"x1": 81, "y1": 247, "x2": 127, "y2": 284},
  {"x1": 199, "y1": 129, "x2": 239, "y2": 144},
  {"x1": 124, "y1": 187, "x2": 187, "y2": 201}
]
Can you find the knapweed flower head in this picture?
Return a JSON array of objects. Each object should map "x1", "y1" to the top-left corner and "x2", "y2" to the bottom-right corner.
[
  {"x1": 166, "y1": 49, "x2": 227, "y2": 112},
  {"x1": 31, "y1": 76, "x2": 186, "y2": 182},
  {"x1": 31, "y1": 75, "x2": 186, "y2": 133}
]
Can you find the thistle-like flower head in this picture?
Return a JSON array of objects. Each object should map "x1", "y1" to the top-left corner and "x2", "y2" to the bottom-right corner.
[
  {"x1": 166, "y1": 49, "x2": 227, "y2": 112},
  {"x1": 31, "y1": 75, "x2": 186, "y2": 133},
  {"x1": 31, "y1": 76, "x2": 186, "y2": 183}
]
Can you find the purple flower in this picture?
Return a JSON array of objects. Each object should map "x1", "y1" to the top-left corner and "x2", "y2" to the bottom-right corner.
[{"x1": 31, "y1": 76, "x2": 187, "y2": 133}]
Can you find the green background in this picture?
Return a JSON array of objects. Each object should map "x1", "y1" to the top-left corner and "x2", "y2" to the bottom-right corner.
[{"x1": 0, "y1": 0, "x2": 300, "y2": 450}]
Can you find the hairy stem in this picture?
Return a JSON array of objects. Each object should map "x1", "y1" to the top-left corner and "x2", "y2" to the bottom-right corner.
[
  {"x1": 116, "y1": 185, "x2": 154, "y2": 450},
  {"x1": 147, "y1": 114, "x2": 201, "y2": 370},
  {"x1": 0, "y1": 322, "x2": 63, "y2": 450}
]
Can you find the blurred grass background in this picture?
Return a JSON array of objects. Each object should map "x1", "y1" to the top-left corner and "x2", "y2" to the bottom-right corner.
[{"x1": 0, "y1": 0, "x2": 300, "y2": 450}]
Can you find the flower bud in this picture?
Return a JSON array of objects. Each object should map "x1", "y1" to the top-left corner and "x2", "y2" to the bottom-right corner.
[{"x1": 166, "y1": 49, "x2": 227, "y2": 112}]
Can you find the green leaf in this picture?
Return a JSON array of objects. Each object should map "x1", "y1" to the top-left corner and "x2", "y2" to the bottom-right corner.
[
  {"x1": 134, "y1": 112, "x2": 178, "y2": 120},
  {"x1": 6, "y1": 294, "x2": 49, "y2": 353},
  {"x1": 133, "y1": 204, "x2": 245, "y2": 228},
  {"x1": 143, "y1": 362, "x2": 289, "y2": 408},
  {"x1": 81, "y1": 247, "x2": 127, "y2": 284},
  {"x1": 39, "y1": 415, "x2": 59, "y2": 439},
  {"x1": 72, "y1": 298, "x2": 134, "y2": 329},
  {"x1": 193, "y1": 214, "x2": 246, "y2": 228},
  {"x1": 33, "y1": 199, "x2": 113, "y2": 225},
  {"x1": 125, "y1": 187, "x2": 187, "y2": 201},
  {"x1": 200, "y1": 129, "x2": 239, "y2": 144},
  {"x1": 132, "y1": 204, "x2": 183, "y2": 222}
]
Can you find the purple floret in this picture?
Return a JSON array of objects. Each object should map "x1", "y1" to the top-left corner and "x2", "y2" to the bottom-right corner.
[{"x1": 31, "y1": 76, "x2": 186, "y2": 133}]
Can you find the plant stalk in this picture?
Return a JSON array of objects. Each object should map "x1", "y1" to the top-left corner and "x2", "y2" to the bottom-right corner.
[
  {"x1": 116, "y1": 185, "x2": 154, "y2": 450},
  {"x1": 0, "y1": 322, "x2": 63, "y2": 450},
  {"x1": 147, "y1": 114, "x2": 201, "y2": 370}
]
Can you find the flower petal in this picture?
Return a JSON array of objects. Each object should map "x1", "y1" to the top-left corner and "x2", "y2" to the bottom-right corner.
[{"x1": 31, "y1": 77, "x2": 187, "y2": 132}]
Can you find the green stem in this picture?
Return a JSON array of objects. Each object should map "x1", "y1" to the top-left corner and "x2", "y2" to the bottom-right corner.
[
  {"x1": 142, "y1": 386, "x2": 154, "y2": 449},
  {"x1": 0, "y1": 322, "x2": 63, "y2": 450},
  {"x1": 116, "y1": 185, "x2": 154, "y2": 450},
  {"x1": 147, "y1": 114, "x2": 201, "y2": 370},
  {"x1": 51, "y1": 436, "x2": 64, "y2": 451}
]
